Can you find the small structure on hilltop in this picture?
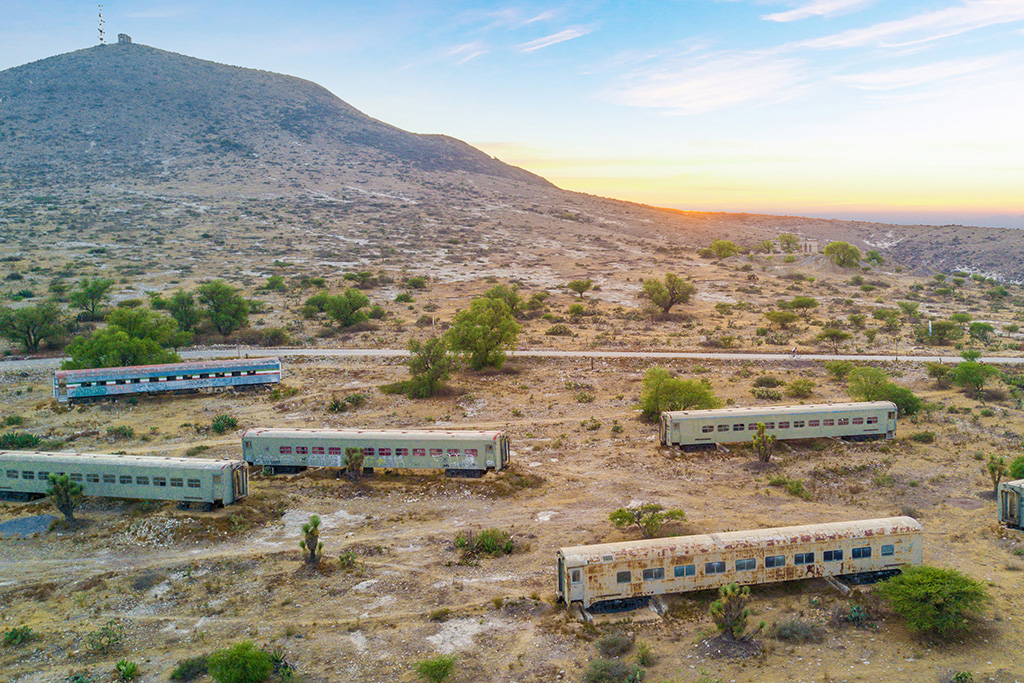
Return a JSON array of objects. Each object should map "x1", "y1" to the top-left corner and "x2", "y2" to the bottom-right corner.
[
  {"x1": 801, "y1": 237, "x2": 819, "y2": 253},
  {"x1": 118, "y1": 33, "x2": 132, "y2": 44}
]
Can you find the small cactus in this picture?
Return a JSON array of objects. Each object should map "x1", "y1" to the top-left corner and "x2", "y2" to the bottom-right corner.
[{"x1": 300, "y1": 515, "x2": 323, "y2": 566}]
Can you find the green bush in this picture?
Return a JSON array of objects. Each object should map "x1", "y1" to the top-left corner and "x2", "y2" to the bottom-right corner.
[
  {"x1": 169, "y1": 655, "x2": 209, "y2": 681},
  {"x1": 415, "y1": 655, "x2": 456, "y2": 683},
  {"x1": 106, "y1": 425, "x2": 134, "y2": 440},
  {"x1": 211, "y1": 415, "x2": 238, "y2": 434},
  {"x1": 785, "y1": 379, "x2": 815, "y2": 398},
  {"x1": 597, "y1": 631, "x2": 634, "y2": 657},
  {"x1": 86, "y1": 620, "x2": 125, "y2": 654},
  {"x1": 454, "y1": 528, "x2": 514, "y2": 556},
  {"x1": 584, "y1": 659, "x2": 645, "y2": 683},
  {"x1": 751, "y1": 387, "x2": 782, "y2": 401},
  {"x1": 207, "y1": 641, "x2": 273, "y2": 683},
  {"x1": 0, "y1": 431, "x2": 40, "y2": 449},
  {"x1": 545, "y1": 323, "x2": 573, "y2": 336},
  {"x1": 753, "y1": 375, "x2": 785, "y2": 388},
  {"x1": 768, "y1": 475, "x2": 811, "y2": 500},
  {"x1": 3, "y1": 625, "x2": 36, "y2": 646},
  {"x1": 875, "y1": 565, "x2": 988, "y2": 638},
  {"x1": 772, "y1": 619, "x2": 825, "y2": 643},
  {"x1": 908, "y1": 431, "x2": 935, "y2": 444},
  {"x1": 115, "y1": 659, "x2": 140, "y2": 681},
  {"x1": 1010, "y1": 456, "x2": 1024, "y2": 480}
]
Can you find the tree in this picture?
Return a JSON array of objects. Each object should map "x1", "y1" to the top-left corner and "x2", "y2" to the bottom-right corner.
[
  {"x1": 755, "y1": 240, "x2": 774, "y2": 254},
  {"x1": 105, "y1": 307, "x2": 190, "y2": 348},
  {"x1": 823, "y1": 241, "x2": 861, "y2": 268},
  {"x1": 166, "y1": 290, "x2": 201, "y2": 332},
  {"x1": 918, "y1": 320, "x2": 963, "y2": 345},
  {"x1": 950, "y1": 312, "x2": 971, "y2": 325},
  {"x1": 640, "y1": 273, "x2": 696, "y2": 317},
  {"x1": 640, "y1": 366, "x2": 721, "y2": 421},
  {"x1": 764, "y1": 310, "x2": 799, "y2": 329},
  {"x1": 1010, "y1": 456, "x2": 1024, "y2": 480},
  {"x1": 324, "y1": 288, "x2": 370, "y2": 328},
  {"x1": 710, "y1": 583, "x2": 762, "y2": 641},
  {"x1": 206, "y1": 640, "x2": 273, "y2": 683},
  {"x1": 47, "y1": 473, "x2": 84, "y2": 524},
  {"x1": 875, "y1": 565, "x2": 988, "y2": 638},
  {"x1": 816, "y1": 328, "x2": 852, "y2": 354},
  {"x1": 566, "y1": 279, "x2": 593, "y2": 299},
  {"x1": 300, "y1": 515, "x2": 323, "y2": 566},
  {"x1": 344, "y1": 446, "x2": 364, "y2": 482},
  {"x1": 198, "y1": 280, "x2": 249, "y2": 336},
  {"x1": 847, "y1": 366, "x2": 890, "y2": 401},
  {"x1": 751, "y1": 423, "x2": 776, "y2": 463},
  {"x1": 824, "y1": 360, "x2": 854, "y2": 382},
  {"x1": 483, "y1": 284, "x2": 523, "y2": 318},
  {"x1": 949, "y1": 361, "x2": 999, "y2": 397},
  {"x1": 446, "y1": 298, "x2": 520, "y2": 370},
  {"x1": 969, "y1": 322, "x2": 995, "y2": 342},
  {"x1": 63, "y1": 328, "x2": 179, "y2": 369},
  {"x1": 988, "y1": 456, "x2": 1007, "y2": 494},
  {"x1": 873, "y1": 308, "x2": 900, "y2": 333},
  {"x1": 709, "y1": 239, "x2": 738, "y2": 258},
  {"x1": 0, "y1": 301, "x2": 66, "y2": 352},
  {"x1": 864, "y1": 250, "x2": 884, "y2": 265},
  {"x1": 778, "y1": 233, "x2": 800, "y2": 253},
  {"x1": 897, "y1": 301, "x2": 919, "y2": 318},
  {"x1": 786, "y1": 296, "x2": 819, "y2": 316},
  {"x1": 69, "y1": 278, "x2": 114, "y2": 318},
  {"x1": 405, "y1": 337, "x2": 455, "y2": 398},
  {"x1": 609, "y1": 503, "x2": 685, "y2": 538}
]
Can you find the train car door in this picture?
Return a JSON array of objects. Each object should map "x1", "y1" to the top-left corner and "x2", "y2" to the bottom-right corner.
[
  {"x1": 659, "y1": 414, "x2": 669, "y2": 445},
  {"x1": 232, "y1": 464, "x2": 248, "y2": 502},
  {"x1": 1002, "y1": 485, "x2": 1020, "y2": 527}
]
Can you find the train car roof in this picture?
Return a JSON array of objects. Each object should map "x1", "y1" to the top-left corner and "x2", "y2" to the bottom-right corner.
[
  {"x1": 54, "y1": 357, "x2": 280, "y2": 380},
  {"x1": 241, "y1": 427, "x2": 506, "y2": 440},
  {"x1": 558, "y1": 517, "x2": 921, "y2": 565},
  {"x1": 663, "y1": 401, "x2": 896, "y2": 419},
  {"x1": 1001, "y1": 479, "x2": 1024, "y2": 490},
  {"x1": 0, "y1": 450, "x2": 243, "y2": 471}
]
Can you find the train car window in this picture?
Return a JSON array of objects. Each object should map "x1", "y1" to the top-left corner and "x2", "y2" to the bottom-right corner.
[
  {"x1": 244, "y1": 441, "x2": 252, "y2": 449},
  {"x1": 867, "y1": 417, "x2": 878, "y2": 424},
  {"x1": 616, "y1": 571, "x2": 632, "y2": 584},
  {"x1": 396, "y1": 448, "x2": 409, "y2": 457},
  {"x1": 881, "y1": 544, "x2": 894, "y2": 556},
  {"x1": 570, "y1": 569, "x2": 582, "y2": 583},
  {"x1": 765, "y1": 555, "x2": 785, "y2": 568},
  {"x1": 747, "y1": 424, "x2": 759, "y2": 431},
  {"x1": 732, "y1": 424, "x2": 744, "y2": 432},
  {"x1": 430, "y1": 448, "x2": 443, "y2": 457},
  {"x1": 5, "y1": 470, "x2": 17, "y2": 479},
  {"x1": 717, "y1": 425, "x2": 729, "y2": 432},
  {"x1": 147, "y1": 377, "x2": 157, "y2": 382},
  {"x1": 213, "y1": 476, "x2": 221, "y2": 483},
  {"x1": 888, "y1": 411, "x2": 895, "y2": 419},
  {"x1": 296, "y1": 447, "x2": 308, "y2": 455},
  {"x1": 674, "y1": 564, "x2": 696, "y2": 578},
  {"x1": 312, "y1": 447, "x2": 325, "y2": 455},
  {"x1": 822, "y1": 419, "x2": 834, "y2": 427},
  {"x1": 70, "y1": 473, "x2": 82, "y2": 482},
  {"x1": 81, "y1": 381, "x2": 92, "y2": 387},
  {"x1": 21, "y1": 471, "x2": 34, "y2": 480},
  {"x1": 466, "y1": 449, "x2": 477, "y2": 457},
  {"x1": 852, "y1": 417, "x2": 864, "y2": 425},
  {"x1": 823, "y1": 550, "x2": 843, "y2": 562},
  {"x1": 602, "y1": 555, "x2": 614, "y2": 563},
  {"x1": 447, "y1": 449, "x2": 460, "y2": 457},
  {"x1": 794, "y1": 552, "x2": 814, "y2": 565},
  {"x1": 86, "y1": 473, "x2": 100, "y2": 483},
  {"x1": 131, "y1": 378, "x2": 141, "y2": 384},
  {"x1": 837, "y1": 418, "x2": 849, "y2": 426},
  {"x1": 642, "y1": 568, "x2": 665, "y2": 581},
  {"x1": 231, "y1": 371, "x2": 242, "y2": 377},
  {"x1": 702, "y1": 425, "x2": 714, "y2": 433},
  {"x1": 364, "y1": 448, "x2": 375, "y2": 457},
  {"x1": 763, "y1": 422, "x2": 775, "y2": 429},
  {"x1": 215, "y1": 372, "x2": 225, "y2": 378},
  {"x1": 793, "y1": 421, "x2": 805, "y2": 428},
  {"x1": 778, "y1": 421, "x2": 790, "y2": 429},
  {"x1": 199, "y1": 374, "x2": 209, "y2": 379},
  {"x1": 103, "y1": 474, "x2": 115, "y2": 484},
  {"x1": 852, "y1": 547, "x2": 871, "y2": 559},
  {"x1": 329, "y1": 447, "x2": 342, "y2": 455},
  {"x1": 136, "y1": 476, "x2": 149, "y2": 485},
  {"x1": 153, "y1": 477, "x2": 167, "y2": 487},
  {"x1": 413, "y1": 448, "x2": 426, "y2": 457},
  {"x1": 187, "y1": 479, "x2": 201, "y2": 488},
  {"x1": 167, "y1": 375, "x2": 177, "y2": 381},
  {"x1": 116, "y1": 379, "x2": 126, "y2": 385},
  {"x1": 378, "y1": 448, "x2": 391, "y2": 457},
  {"x1": 736, "y1": 558, "x2": 756, "y2": 571},
  {"x1": 37, "y1": 471, "x2": 49, "y2": 480},
  {"x1": 98, "y1": 380, "x2": 108, "y2": 386},
  {"x1": 247, "y1": 370, "x2": 256, "y2": 376},
  {"x1": 808, "y1": 420, "x2": 820, "y2": 427},
  {"x1": 279, "y1": 446, "x2": 292, "y2": 454},
  {"x1": 170, "y1": 478, "x2": 183, "y2": 487},
  {"x1": 119, "y1": 476, "x2": 132, "y2": 485},
  {"x1": 705, "y1": 561, "x2": 726, "y2": 575}
]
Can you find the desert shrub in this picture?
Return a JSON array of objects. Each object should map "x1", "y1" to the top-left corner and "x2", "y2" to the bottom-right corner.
[
  {"x1": 207, "y1": 641, "x2": 273, "y2": 683},
  {"x1": 753, "y1": 375, "x2": 785, "y2": 388},
  {"x1": 545, "y1": 323, "x2": 573, "y2": 336},
  {"x1": 429, "y1": 608, "x2": 450, "y2": 622},
  {"x1": 170, "y1": 655, "x2": 209, "y2": 681},
  {"x1": 86, "y1": 620, "x2": 125, "y2": 654},
  {"x1": 908, "y1": 431, "x2": 935, "y2": 444},
  {"x1": 395, "y1": 292, "x2": 414, "y2": 303},
  {"x1": 367, "y1": 305, "x2": 386, "y2": 319},
  {"x1": 115, "y1": 659, "x2": 140, "y2": 681},
  {"x1": 3, "y1": 625, "x2": 36, "y2": 646},
  {"x1": 596, "y1": 631, "x2": 634, "y2": 657},
  {"x1": 211, "y1": 415, "x2": 238, "y2": 434},
  {"x1": 768, "y1": 475, "x2": 812, "y2": 500},
  {"x1": 106, "y1": 425, "x2": 134, "y2": 440},
  {"x1": 1009, "y1": 456, "x2": 1024, "y2": 480},
  {"x1": 634, "y1": 641, "x2": 656, "y2": 667},
  {"x1": 751, "y1": 387, "x2": 782, "y2": 401},
  {"x1": 786, "y1": 378, "x2": 815, "y2": 398},
  {"x1": 824, "y1": 360, "x2": 854, "y2": 382},
  {"x1": 875, "y1": 565, "x2": 988, "y2": 638},
  {"x1": 583, "y1": 659, "x2": 644, "y2": 683},
  {"x1": 2, "y1": 415, "x2": 25, "y2": 426},
  {"x1": 0, "y1": 431, "x2": 40, "y2": 449},
  {"x1": 415, "y1": 655, "x2": 456, "y2": 683},
  {"x1": 772, "y1": 619, "x2": 825, "y2": 643},
  {"x1": 454, "y1": 528, "x2": 514, "y2": 556}
]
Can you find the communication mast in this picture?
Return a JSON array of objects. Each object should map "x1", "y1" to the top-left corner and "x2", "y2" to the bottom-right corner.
[{"x1": 98, "y1": 4, "x2": 105, "y2": 45}]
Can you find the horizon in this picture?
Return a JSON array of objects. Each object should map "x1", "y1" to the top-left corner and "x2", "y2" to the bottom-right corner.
[{"x1": 2, "y1": 1, "x2": 1023, "y2": 230}]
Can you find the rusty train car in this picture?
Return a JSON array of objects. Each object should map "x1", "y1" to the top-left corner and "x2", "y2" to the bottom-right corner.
[
  {"x1": 998, "y1": 479, "x2": 1024, "y2": 529},
  {"x1": 557, "y1": 516, "x2": 922, "y2": 611}
]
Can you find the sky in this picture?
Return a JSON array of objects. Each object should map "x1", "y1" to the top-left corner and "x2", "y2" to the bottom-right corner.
[{"x1": 3, "y1": 1, "x2": 1024, "y2": 228}]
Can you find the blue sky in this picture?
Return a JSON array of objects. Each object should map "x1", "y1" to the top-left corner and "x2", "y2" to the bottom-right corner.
[{"x1": 3, "y1": 1, "x2": 1024, "y2": 228}]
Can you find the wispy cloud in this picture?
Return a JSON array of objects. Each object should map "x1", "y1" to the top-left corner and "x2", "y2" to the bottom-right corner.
[
  {"x1": 446, "y1": 42, "x2": 487, "y2": 64},
  {"x1": 836, "y1": 55, "x2": 1005, "y2": 90},
  {"x1": 799, "y1": 0, "x2": 1024, "y2": 49},
  {"x1": 607, "y1": 53, "x2": 806, "y2": 115},
  {"x1": 522, "y1": 10, "x2": 557, "y2": 26},
  {"x1": 517, "y1": 26, "x2": 592, "y2": 52},
  {"x1": 763, "y1": 0, "x2": 875, "y2": 23}
]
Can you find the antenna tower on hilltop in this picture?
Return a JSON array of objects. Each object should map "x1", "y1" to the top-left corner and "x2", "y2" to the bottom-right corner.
[{"x1": 98, "y1": 5, "x2": 105, "y2": 45}]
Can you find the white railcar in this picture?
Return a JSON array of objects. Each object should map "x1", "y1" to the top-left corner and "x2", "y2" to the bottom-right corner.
[
  {"x1": 660, "y1": 401, "x2": 897, "y2": 451},
  {"x1": 0, "y1": 450, "x2": 248, "y2": 509},
  {"x1": 241, "y1": 428, "x2": 511, "y2": 477},
  {"x1": 999, "y1": 479, "x2": 1024, "y2": 529},
  {"x1": 557, "y1": 516, "x2": 922, "y2": 610}
]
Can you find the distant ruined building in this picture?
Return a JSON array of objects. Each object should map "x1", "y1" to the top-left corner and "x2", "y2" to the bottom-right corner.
[
  {"x1": 802, "y1": 237, "x2": 819, "y2": 253},
  {"x1": 118, "y1": 34, "x2": 132, "y2": 44}
]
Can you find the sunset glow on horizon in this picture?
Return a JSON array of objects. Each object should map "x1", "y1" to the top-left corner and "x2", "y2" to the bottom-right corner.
[{"x1": 3, "y1": 0, "x2": 1023, "y2": 228}]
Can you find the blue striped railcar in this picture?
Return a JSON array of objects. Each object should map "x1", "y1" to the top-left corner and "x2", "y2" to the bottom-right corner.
[{"x1": 53, "y1": 357, "x2": 282, "y2": 404}]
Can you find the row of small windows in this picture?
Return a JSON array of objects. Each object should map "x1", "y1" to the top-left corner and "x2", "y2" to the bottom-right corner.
[
  {"x1": 609, "y1": 545, "x2": 894, "y2": 583},
  {"x1": 5, "y1": 470, "x2": 201, "y2": 488},
  {"x1": 701, "y1": 416, "x2": 879, "y2": 433},
  {"x1": 274, "y1": 445, "x2": 480, "y2": 458},
  {"x1": 72, "y1": 370, "x2": 260, "y2": 387}
]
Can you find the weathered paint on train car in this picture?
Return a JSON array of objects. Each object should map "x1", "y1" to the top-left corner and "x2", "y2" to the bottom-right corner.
[
  {"x1": 660, "y1": 401, "x2": 897, "y2": 449},
  {"x1": 557, "y1": 517, "x2": 922, "y2": 609},
  {"x1": 53, "y1": 358, "x2": 282, "y2": 404},
  {"x1": 0, "y1": 451, "x2": 248, "y2": 507},
  {"x1": 999, "y1": 479, "x2": 1024, "y2": 529},
  {"x1": 240, "y1": 428, "x2": 511, "y2": 475}
]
